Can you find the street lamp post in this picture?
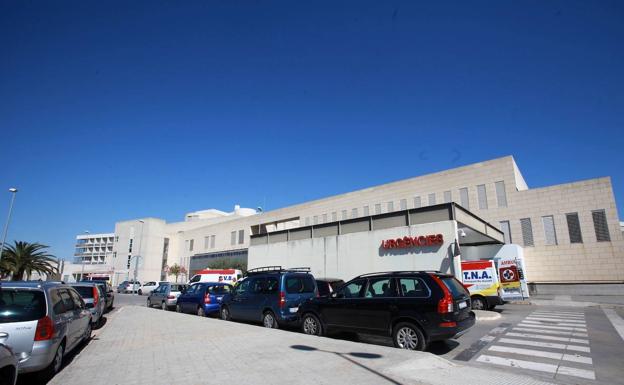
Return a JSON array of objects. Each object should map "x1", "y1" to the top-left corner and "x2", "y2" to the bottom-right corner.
[
  {"x1": 133, "y1": 220, "x2": 144, "y2": 295},
  {"x1": 0, "y1": 188, "x2": 18, "y2": 270}
]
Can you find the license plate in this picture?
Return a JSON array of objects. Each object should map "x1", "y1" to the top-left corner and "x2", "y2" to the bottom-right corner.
[
  {"x1": 289, "y1": 307, "x2": 298, "y2": 313},
  {"x1": 458, "y1": 301, "x2": 467, "y2": 309}
]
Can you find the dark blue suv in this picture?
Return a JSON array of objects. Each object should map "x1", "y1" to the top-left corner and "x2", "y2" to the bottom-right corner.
[{"x1": 219, "y1": 266, "x2": 317, "y2": 328}]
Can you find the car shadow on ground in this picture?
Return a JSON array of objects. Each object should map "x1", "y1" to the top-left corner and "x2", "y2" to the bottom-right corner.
[
  {"x1": 17, "y1": 334, "x2": 96, "y2": 385},
  {"x1": 93, "y1": 316, "x2": 107, "y2": 330},
  {"x1": 290, "y1": 344, "x2": 405, "y2": 385}
]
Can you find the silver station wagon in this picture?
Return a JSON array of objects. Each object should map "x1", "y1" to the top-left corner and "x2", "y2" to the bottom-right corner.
[{"x1": 0, "y1": 281, "x2": 92, "y2": 378}]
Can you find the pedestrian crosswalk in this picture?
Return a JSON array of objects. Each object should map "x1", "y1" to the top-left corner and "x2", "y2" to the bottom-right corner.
[{"x1": 474, "y1": 309, "x2": 596, "y2": 381}]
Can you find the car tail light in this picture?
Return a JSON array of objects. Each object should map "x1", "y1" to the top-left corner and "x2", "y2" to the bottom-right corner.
[
  {"x1": 279, "y1": 291, "x2": 286, "y2": 309},
  {"x1": 439, "y1": 321, "x2": 457, "y2": 327},
  {"x1": 204, "y1": 294, "x2": 211, "y2": 304},
  {"x1": 93, "y1": 286, "x2": 99, "y2": 306},
  {"x1": 34, "y1": 316, "x2": 54, "y2": 341},
  {"x1": 167, "y1": 295, "x2": 175, "y2": 299},
  {"x1": 429, "y1": 274, "x2": 453, "y2": 314}
]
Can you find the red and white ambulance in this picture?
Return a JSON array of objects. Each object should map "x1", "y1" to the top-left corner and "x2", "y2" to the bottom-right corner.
[
  {"x1": 461, "y1": 260, "x2": 504, "y2": 310},
  {"x1": 188, "y1": 269, "x2": 243, "y2": 285}
]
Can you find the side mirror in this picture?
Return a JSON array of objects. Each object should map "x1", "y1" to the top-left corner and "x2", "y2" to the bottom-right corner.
[{"x1": 85, "y1": 302, "x2": 95, "y2": 309}]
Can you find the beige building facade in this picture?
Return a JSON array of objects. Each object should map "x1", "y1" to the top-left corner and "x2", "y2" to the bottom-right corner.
[{"x1": 92, "y1": 156, "x2": 622, "y2": 291}]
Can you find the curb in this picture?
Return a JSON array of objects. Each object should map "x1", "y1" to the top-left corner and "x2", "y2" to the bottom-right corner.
[{"x1": 474, "y1": 310, "x2": 502, "y2": 321}]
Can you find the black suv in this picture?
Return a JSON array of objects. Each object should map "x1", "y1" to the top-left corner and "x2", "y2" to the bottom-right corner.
[{"x1": 298, "y1": 271, "x2": 475, "y2": 351}]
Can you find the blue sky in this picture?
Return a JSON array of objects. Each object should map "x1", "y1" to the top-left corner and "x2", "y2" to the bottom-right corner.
[{"x1": 1, "y1": 0, "x2": 623, "y2": 260}]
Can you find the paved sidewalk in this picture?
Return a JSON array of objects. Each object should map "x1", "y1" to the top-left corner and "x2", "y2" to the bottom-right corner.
[{"x1": 51, "y1": 306, "x2": 558, "y2": 385}]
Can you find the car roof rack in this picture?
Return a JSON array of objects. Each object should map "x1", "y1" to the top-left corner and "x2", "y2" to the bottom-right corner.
[
  {"x1": 356, "y1": 270, "x2": 443, "y2": 278},
  {"x1": 245, "y1": 266, "x2": 311, "y2": 276}
]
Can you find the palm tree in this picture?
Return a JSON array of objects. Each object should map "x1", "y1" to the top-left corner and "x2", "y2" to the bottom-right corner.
[
  {"x1": 1, "y1": 241, "x2": 57, "y2": 281},
  {"x1": 168, "y1": 263, "x2": 183, "y2": 283}
]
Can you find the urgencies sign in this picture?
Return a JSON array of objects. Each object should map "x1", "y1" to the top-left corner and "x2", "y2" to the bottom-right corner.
[{"x1": 381, "y1": 234, "x2": 444, "y2": 249}]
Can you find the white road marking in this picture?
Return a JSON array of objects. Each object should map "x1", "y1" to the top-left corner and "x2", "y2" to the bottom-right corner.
[
  {"x1": 480, "y1": 335, "x2": 496, "y2": 342},
  {"x1": 517, "y1": 323, "x2": 583, "y2": 332},
  {"x1": 562, "y1": 353, "x2": 593, "y2": 365},
  {"x1": 557, "y1": 365, "x2": 596, "y2": 380},
  {"x1": 476, "y1": 355, "x2": 596, "y2": 380},
  {"x1": 477, "y1": 354, "x2": 557, "y2": 373},
  {"x1": 532, "y1": 311, "x2": 584, "y2": 316},
  {"x1": 488, "y1": 326, "x2": 508, "y2": 334},
  {"x1": 603, "y1": 308, "x2": 624, "y2": 342},
  {"x1": 506, "y1": 332, "x2": 589, "y2": 344},
  {"x1": 525, "y1": 317, "x2": 586, "y2": 325},
  {"x1": 513, "y1": 327, "x2": 587, "y2": 338},
  {"x1": 522, "y1": 320, "x2": 587, "y2": 329},
  {"x1": 498, "y1": 337, "x2": 590, "y2": 352},
  {"x1": 488, "y1": 345, "x2": 593, "y2": 364},
  {"x1": 532, "y1": 312, "x2": 585, "y2": 318}
]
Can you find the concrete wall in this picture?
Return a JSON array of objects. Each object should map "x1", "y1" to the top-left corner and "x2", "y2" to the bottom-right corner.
[{"x1": 249, "y1": 220, "x2": 458, "y2": 281}]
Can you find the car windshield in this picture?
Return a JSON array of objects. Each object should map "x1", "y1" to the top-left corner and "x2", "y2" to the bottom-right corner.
[
  {"x1": 441, "y1": 277, "x2": 469, "y2": 299},
  {"x1": 72, "y1": 286, "x2": 94, "y2": 298},
  {"x1": 285, "y1": 275, "x2": 315, "y2": 294},
  {"x1": 0, "y1": 288, "x2": 46, "y2": 323}
]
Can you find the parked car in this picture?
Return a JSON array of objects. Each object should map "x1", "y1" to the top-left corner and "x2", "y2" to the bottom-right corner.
[
  {"x1": 219, "y1": 266, "x2": 317, "y2": 328},
  {"x1": 315, "y1": 278, "x2": 345, "y2": 297},
  {"x1": 176, "y1": 282, "x2": 233, "y2": 316},
  {"x1": 69, "y1": 283, "x2": 106, "y2": 327},
  {"x1": 82, "y1": 280, "x2": 114, "y2": 311},
  {"x1": 117, "y1": 280, "x2": 141, "y2": 294},
  {"x1": 0, "y1": 282, "x2": 92, "y2": 378},
  {"x1": 298, "y1": 271, "x2": 475, "y2": 351},
  {"x1": 146, "y1": 283, "x2": 188, "y2": 310},
  {"x1": 139, "y1": 281, "x2": 167, "y2": 296},
  {"x1": 0, "y1": 343, "x2": 18, "y2": 385}
]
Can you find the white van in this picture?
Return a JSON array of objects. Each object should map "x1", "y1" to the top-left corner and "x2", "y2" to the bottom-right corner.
[{"x1": 188, "y1": 269, "x2": 243, "y2": 285}]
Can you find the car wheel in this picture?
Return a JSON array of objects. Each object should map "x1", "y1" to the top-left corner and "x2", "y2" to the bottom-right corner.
[
  {"x1": 138, "y1": 289, "x2": 143, "y2": 295},
  {"x1": 176, "y1": 304, "x2": 182, "y2": 313},
  {"x1": 161, "y1": 302, "x2": 168, "y2": 311},
  {"x1": 197, "y1": 306, "x2": 206, "y2": 317},
  {"x1": 301, "y1": 313, "x2": 323, "y2": 336},
  {"x1": 262, "y1": 311, "x2": 279, "y2": 329},
  {"x1": 393, "y1": 322, "x2": 426, "y2": 351},
  {"x1": 220, "y1": 306, "x2": 231, "y2": 321},
  {"x1": 471, "y1": 297, "x2": 486, "y2": 311}
]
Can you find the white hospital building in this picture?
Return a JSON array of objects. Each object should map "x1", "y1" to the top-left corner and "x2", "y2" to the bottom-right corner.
[{"x1": 62, "y1": 156, "x2": 624, "y2": 294}]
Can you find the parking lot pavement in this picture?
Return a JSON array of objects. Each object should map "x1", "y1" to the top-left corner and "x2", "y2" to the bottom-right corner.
[{"x1": 49, "y1": 305, "x2": 558, "y2": 385}]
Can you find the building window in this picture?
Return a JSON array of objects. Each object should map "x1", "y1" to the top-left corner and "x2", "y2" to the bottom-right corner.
[
  {"x1": 477, "y1": 184, "x2": 488, "y2": 209},
  {"x1": 322, "y1": 213, "x2": 327, "y2": 223},
  {"x1": 428, "y1": 193, "x2": 436, "y2": 206},
  {"x1": 352, "y1": 208, "x2": 358, "y2": 218},
  {"x1": 400, "y1": 199, "x2": 407, "y2": 210},
  {"x1": 115, "y1": 236, "x2": 119, "y2": 242},
  {"x1": 413, "y1": 196, "x2": 421, "y2": 208},
  {"x1": 592, "y1": 209, "x2": 611, "y2": 242},
  {"x1": 374, "y1": 204, "x2": 381, "y2": 214},
  {"x1": 204, "y1": 236, "x2": 210, "y2": 249},
  {"x1": 387, "y1": 202, "x2": 394, "y2": 212},
  {"x1": 210, "y1": 235, "x2": 215, "y2": 248},
  {"x1": 520, "y1": 218, "x2": 534, "y2": 247},
  {"x1": 459, "y1": 188, "x2": 469, "y2": 209},
  {"x1": 542, "y1": 215, "x2": 558, "y2": 245},
  {"x1": 331, "y1": 212, "x2": 337, "y2": 222},
  {"x1": 238, "y1": 229, "x2": 245, "y2": 244},
  {"x1": 313, "y1": 216, "x2": 318, "y2": 225},
  {"x1": 495, "y1": 181, "x2": 508, "y2": 208},
  {"x1": 341, "y1": 210, "x2": 348, "y2": 220},
  {"x1": 363, "y1": 206, "x2": 369, "y2": 216},
  {"x1": 500, "y1": 221, "x2": 511, "y2": 244},
  {"x1": 566, "y1": 213, "x2": 583, "y2": 244},
  {"x1": 189, "y1": 239, "x2": 194, "y2": 251},
  {"x1": 444, "y1": 191, "x2": 452, "y2": 203},
  {"x1": 128, "y1": 239, "x2": 133, "y2": 253},
  {"x1": 230, "y1": 231, "x2": 236, "y2": 245},
  {"x1": 305, "y1": 217, "x2": 310, "y2": 226}
]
